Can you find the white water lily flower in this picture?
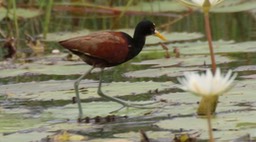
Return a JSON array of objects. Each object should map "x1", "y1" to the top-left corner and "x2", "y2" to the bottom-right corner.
[
  {"x1": 177, "y1": 0, "x2": 224, "y2": 9},
  {"x1": 177, "y1": 68, "x2": 237, "y2": 96}
]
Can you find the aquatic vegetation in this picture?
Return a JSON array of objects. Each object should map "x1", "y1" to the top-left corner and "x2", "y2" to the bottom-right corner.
[{"x1": 0, "y1": 0, "x2": 256, "y2": 141}]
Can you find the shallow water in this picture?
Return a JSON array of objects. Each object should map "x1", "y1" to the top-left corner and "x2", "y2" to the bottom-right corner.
[{"x1": 1, "y1": 1, "x2": 256, "y2": 141}]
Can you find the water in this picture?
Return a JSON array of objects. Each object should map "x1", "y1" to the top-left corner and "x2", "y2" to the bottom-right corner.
[{"x1": 1, "y1": 1, "x2": 256, "y2": 141}]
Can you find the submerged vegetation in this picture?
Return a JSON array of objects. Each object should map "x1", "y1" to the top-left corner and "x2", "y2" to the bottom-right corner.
[{"x1": 0, "y1": 0, "x2": 256, "y2": 141}]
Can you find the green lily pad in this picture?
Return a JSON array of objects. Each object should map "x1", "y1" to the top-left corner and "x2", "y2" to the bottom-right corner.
[
  {"x1": 44, "y1": 101, "x2": 159, "y2": 119},
  {"x1": 0, "y1": 111, "x2": 52, "y2": 133},
  {"x1": 0, "y1": 57, "x2": 102, "y2": 78},
  {"x1": 234, "y1": 65, "x2": 256, "y2": 72},
  {"x1": 114, "y1": 131, "x2": 173, "y2": 141},
  {"x1": 1, "y1": 80, "x2": 174, "y2": 101},
  {"x1": 152, "y1": 40, "x2": 256, "y2": 55},
  {"x1": 0, "y1": 132, "x2": 53, "y2": 142},
  {"x1": 124, "y1": 67, "x2": 204, "y2": 78},
  {"x1": 47, "y1": 122, "x2": 99, "y2": 132},
  {"x1": 154, "y1": 79, "x2": 256, "y2": 116},
  {"x1": 155, "y1": 113, "x2": 253, "y2": 141},
  {"x1": 138, "y1": 54, "x2": 233, "y2": 67},
  {"x1": 124, "y1": 55, "x2": 233, "y2": 78},
  {"x1": 154, "y1": 92, "x2": 249, "y2": 117},
  {"x1": 0, "y1": 79, "x2": 98, "y2": 97},
  {"x1": 241, "y1": 74, "x2": 256, "y2": 79},
  {"x1": 88, "y1": 138, "x2": 133, "y2": 142},
  {"x1": 0, "y1": 54, "x2": 111, "y2": 78}
]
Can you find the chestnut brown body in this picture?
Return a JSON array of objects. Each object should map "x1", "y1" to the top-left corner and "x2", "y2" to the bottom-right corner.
[{"x1": 59, "y1": 31, "x2": 136, "y2": 67}]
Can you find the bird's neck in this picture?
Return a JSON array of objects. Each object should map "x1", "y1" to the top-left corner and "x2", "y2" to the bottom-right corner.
[
  {"x1": 133, "y1": 34, "x2": 146, "y2": 51},
  {"x1": 123, "y1": 32, "x2": 146, "y2": 61}
]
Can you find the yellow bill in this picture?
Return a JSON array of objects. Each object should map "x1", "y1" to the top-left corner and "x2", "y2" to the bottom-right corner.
[{"x1": 154, "y1": 30, "x2": 167, "y2": 41}]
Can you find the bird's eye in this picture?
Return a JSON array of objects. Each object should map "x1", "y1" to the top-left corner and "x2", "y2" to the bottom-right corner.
[{"x1": 151, "y1": 28, "x2": 155, "y2": 34}]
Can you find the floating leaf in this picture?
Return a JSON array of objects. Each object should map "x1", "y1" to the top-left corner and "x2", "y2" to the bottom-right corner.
[
  {"x1": 124, "y1": 67, "x2": 203, "y2": 78},
  {"x1": 88, "y1": 138, "x2": 133, "y2": 142},
  {"x1": 114, "y1": 131, "x2": 173, "y2": 142},
  {"x1": 132, "y1": 55, "x2": 234, "y2": 67},
  {"x1": 240, "y1": 74, "x2": 256, "y2": 79},
  {"x1": 234, "y1": 65, "x2": 256, "y2": 72},
  {"x1": 47, "y1": 122, "x2": 100, "y2": 132},
  {"x1": 147, "y1": 40, "x2": 256, "y2": 55},
  {"x1": 0, "y1": 79, "x2": 98, "y2": 97},
  {"x1": 155, "y1": 112, "x2": 254, "y2": 141},
  {"x1": 124, "y1": 55, "x2": 233, "y2": 78},
  {"x1": 0, "y1": 54, "x2": 102, "y2": 78},
  {"x1": 48, "y1": 131, "x2": 88, "y2": 141},
  {"x1": 0, "y1": 132, "x2": 53, "y2": 142},
  {"x1": 0, "y1": 111, "x2": 52, "y2": 133},
  {"x1": 1, "y1": 80, "x2": 174, "y2": 101},
  {"x1": 44, "y1": 101, "x2": 159, "y2": 119}
]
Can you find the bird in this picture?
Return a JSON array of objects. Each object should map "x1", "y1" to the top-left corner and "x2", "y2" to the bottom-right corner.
[{"x1": 59, "y1": 20, "x2": 167, "y2": 118}]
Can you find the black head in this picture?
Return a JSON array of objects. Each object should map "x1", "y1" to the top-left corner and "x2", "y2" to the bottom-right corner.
[{"x1": 134, "y1": 20, "x2": 156, "y2": 36}]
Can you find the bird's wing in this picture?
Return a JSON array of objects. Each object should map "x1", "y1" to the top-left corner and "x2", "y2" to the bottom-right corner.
[{"x1": 59, "y1": 31, "x2": 130, "y2": 64}]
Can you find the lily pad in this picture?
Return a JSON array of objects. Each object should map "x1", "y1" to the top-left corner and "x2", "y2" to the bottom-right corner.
[
  {"x1": 135, "y1": 54, "x2": 233, "y2": 67},
  {"x1": 44, "y1": 101, "x2": 159, "y2": 119},
  {"x1": 47, "y1": 122, "x2": 100, "y2": 132},
  {"x1": 155, "y1": 116, "x2": 251, "y2": 141},
  {"x1": 114, "y1": 131, "x2": 173, "y2": 141},
  {"x1": 0, "y1": 79, "x2": 98, "y2": 97},
  {"x1": 0, "y1": 132, "x2": 53, "y2": 142},
  {"x1": 151, "y1": 40, "x2": 256, "y2": 55},
  {"x1": 0, "y1": 80, "x2": 174, "y2": 101},
  {"x1": 240, "y1": 74, "x2": 256, "y2": 79},
  {"x1": 0, "y1": 111, "x2": 52, "y2": 133},
  {"x1": 124, "y1": 67, "x2": 204, "y2": 78},
  {"x1": 234, "y1": 65, "x2": 256, "y2": 72},
  {"x1": 124, "y1": 55, "x2": 234, "y2": 78},
  {"x1": 154, "y1": 79, "x2": 256, "y2": 116},
  {"x1": 0, "y1": 59, "x2": 101, "y2": 78},
  {"x1": 88, "y1": 138, "x2": 133, "y2": 142}
]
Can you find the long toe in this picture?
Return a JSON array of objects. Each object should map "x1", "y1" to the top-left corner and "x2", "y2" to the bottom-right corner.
[{"x1": 110, "y1": 100, "x2": 163, "y2": 113}]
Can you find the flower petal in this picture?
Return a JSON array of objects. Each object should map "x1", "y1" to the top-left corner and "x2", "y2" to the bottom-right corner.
[{"x1": 176, "y1": 68, "x2": 236, "y2": 97}]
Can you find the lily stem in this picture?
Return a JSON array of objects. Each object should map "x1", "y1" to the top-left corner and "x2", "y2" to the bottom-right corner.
[
  {"x1": 207, "y1": 103, "x2": 214, "y2": 142},
  {"x1": 204, "y1": 12, "x2": 216, "y2": 74}
]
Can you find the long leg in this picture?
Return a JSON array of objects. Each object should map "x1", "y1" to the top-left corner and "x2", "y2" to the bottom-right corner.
[
  {"x1": 74, "y1": 67, "x2": 94, "y2": 118},
  {"x1": 97, "y1": 68, "x2": 127, "y2": 107},
  {"x1": 97, "y1": 68, "x2": 161, "y2": 112}
]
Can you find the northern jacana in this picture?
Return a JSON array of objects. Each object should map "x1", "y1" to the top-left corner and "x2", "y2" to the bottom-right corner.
[{"x1": 59, "y1": 20, "x2": 167, "y2": 118}]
